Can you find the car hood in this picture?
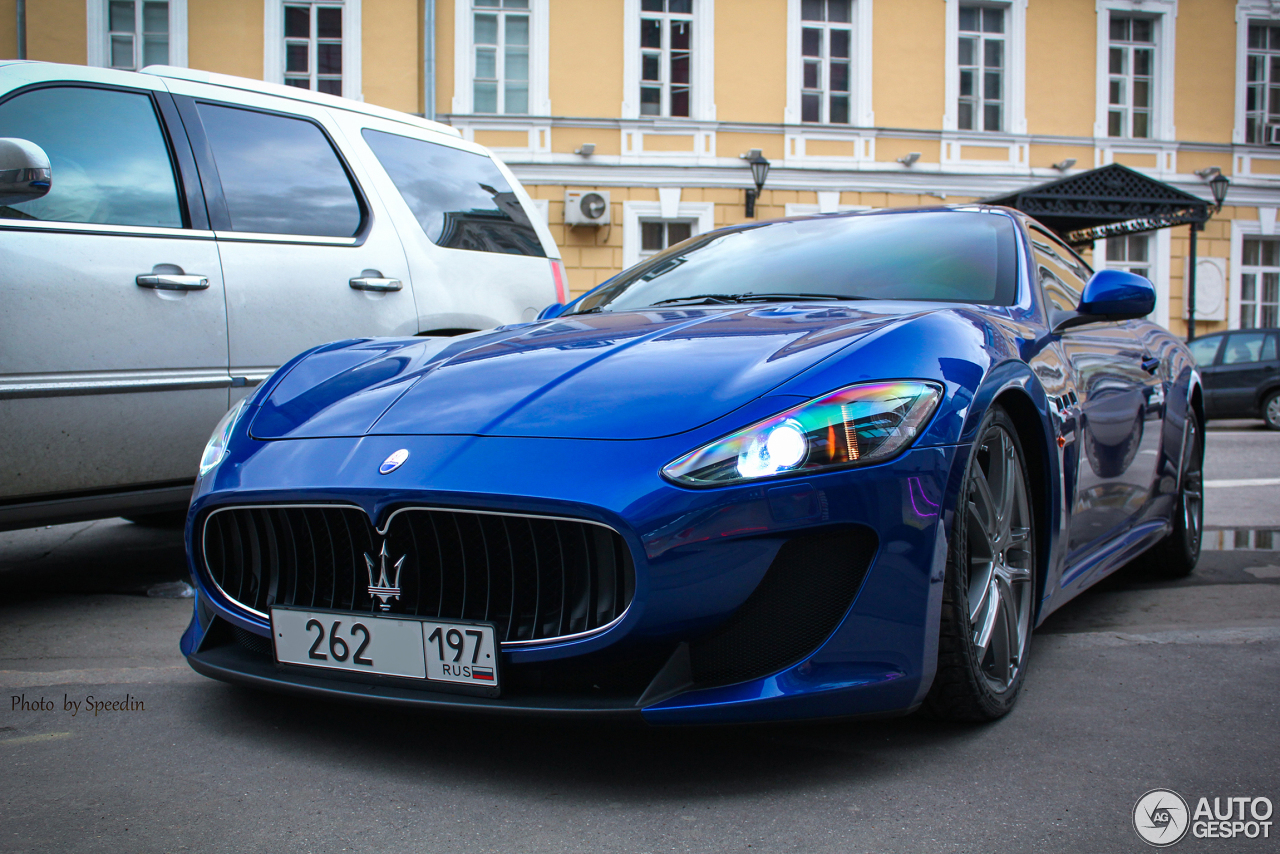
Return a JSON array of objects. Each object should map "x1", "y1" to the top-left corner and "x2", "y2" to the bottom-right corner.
[{"x1": 249, "y1": 305, "x2": 925, "y2": 441}]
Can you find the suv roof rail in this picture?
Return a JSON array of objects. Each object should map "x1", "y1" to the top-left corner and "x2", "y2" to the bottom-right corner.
[{"x1": 141, "y1": 65, "x2": 462, "y2": 138}]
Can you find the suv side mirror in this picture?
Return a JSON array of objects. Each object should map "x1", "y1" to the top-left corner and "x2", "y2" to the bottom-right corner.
[
  {"x1": 0, "y1": 138, "x2": 52, "y2": 206},
  {"x1": 537, "y1": 303, "x2": 565, "y2": 320},
  {"x1": 1053, "y1": 269, "x2": 1156, "y2": 333}
]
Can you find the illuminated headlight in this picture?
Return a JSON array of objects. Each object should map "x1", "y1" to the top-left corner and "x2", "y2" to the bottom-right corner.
[
  {"x1": 198, "y1": 398, "x2": 248, "y2": 478},
  {"x1": 662, "y1": 381, "x2": 943, "y2": 487}
]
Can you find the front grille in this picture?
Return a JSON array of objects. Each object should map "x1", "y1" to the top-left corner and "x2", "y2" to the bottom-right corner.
[
  {"x1": 201, "y1": 505, "x2": 635, "y2": 644},
  {"x1": 689, "y1": 526, "x2": 877, "y2": 688}
]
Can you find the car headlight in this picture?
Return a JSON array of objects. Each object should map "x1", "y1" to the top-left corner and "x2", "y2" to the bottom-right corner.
[
  {"x1": 662, "y1": 381, "x2": 943, "y2": 487},
  {"x1": 198, "y1": 398, "x2": 248, "y2": 478}
]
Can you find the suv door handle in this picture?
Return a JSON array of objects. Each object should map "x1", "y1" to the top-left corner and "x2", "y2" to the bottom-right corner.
[
  {"x1": 349, "y1": 276, "x2": 402, "y2": 292},
  {"x1": 136, "y1": 273, "x2": 210, "y2": 291},
  {"x1": 1141, "y1": 357, "x2": 1161, "y2": 374}
]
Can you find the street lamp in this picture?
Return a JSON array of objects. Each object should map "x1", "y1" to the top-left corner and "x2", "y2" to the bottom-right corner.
[
  {"x1": 1186, "y1": 172, "x2": 1230, "y2": 341},
  {"x1": 742, "y1": 149, "x2": 770, "y2": 218}
]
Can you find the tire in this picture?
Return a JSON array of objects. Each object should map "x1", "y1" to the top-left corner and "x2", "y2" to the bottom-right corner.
[
  {"x1": 1264, "y1": 391, "x2": 1280, "y2": 431},
  {"x1": 1133, "y1": 410, "x2": 1204, "y2": 578},
  {"x1": 925, "y1": 405, "x2": 1036, "y2": 722}
]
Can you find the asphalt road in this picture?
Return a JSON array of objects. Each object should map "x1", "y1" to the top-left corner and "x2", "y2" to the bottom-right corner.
[{"x1": 1, "y1": 420, "x2": 1278, "y2": 853}]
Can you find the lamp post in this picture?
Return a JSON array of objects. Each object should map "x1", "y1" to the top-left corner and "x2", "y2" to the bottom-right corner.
[
  {"x1": 1186, "y1": 172, "x2": 1230, "y2": 341},
  {"x1": 743, "y1": 150, "x2": 770, "y2": 218}
]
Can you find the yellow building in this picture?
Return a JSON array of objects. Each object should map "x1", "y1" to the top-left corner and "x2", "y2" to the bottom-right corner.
[{"x1": 3, "y1": 0, "x2": 1275, "y2": 334}]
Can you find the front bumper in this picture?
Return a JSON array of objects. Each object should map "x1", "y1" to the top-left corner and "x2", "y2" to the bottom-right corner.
[{"x1": 182, "y1": 431, "x2": 961, "y2": 725}]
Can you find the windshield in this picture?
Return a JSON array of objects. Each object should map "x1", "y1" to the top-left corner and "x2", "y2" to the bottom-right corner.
[{"x1": 569, "y1": 210, "x2": 1019, "y2": 314}]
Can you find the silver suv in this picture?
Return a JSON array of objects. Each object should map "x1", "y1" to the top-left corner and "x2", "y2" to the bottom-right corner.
[{"x1": 0, "y1": 61, "x2": 565, "y2": 530}]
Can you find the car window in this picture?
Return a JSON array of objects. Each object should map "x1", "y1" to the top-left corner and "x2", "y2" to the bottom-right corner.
[
  {"x1": 361, "y1": 128, "x2": 545, "y2": 257},
  {"x1": 0, "y1": 86, "x2": 183, "y2": 228},
  {"x1": 1030, "y1": 229, "x2": 1090, "y2": 318},
  {"x1": 196, "y1": 102, "x2": 362, "y2": 237},
  {"x1": 570, "y1": 211, "x2": 1019, "y2": 313},
  {"x1": 1188, "y1": 335, "x2": 1222, "y2": 367},
  {"x1": 1038, "y1": 266, "x2": 1080, "y2": 313},
  {"x1": 1223, "y1": 332, "x2": 1272, "y2": 365}
]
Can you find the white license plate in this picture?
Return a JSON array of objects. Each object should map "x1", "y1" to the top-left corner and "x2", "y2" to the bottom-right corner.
[{"x1": 270, "y1": 608, "x2": 500, "y2": 692}]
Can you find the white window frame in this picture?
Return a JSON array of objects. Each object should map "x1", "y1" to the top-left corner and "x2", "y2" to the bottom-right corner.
[
  {"x1": 785, "y1": 0, "x2": 873, "y2": 126},
  {"x1": 1096, "y1": 230, "x2": 1171, "y2": 328},
  {"x1": 943, "y1": 0, "x2": 1025, "y2": 134},
  {"x1": 452, "y1": 0, "x2": 549, "y2": 115},
  {"x1": 87, "y1": 0, "x2": 188, "y2": 68},
  {"x1": 622, "y1": 194, "x2": 714, "y2": 269},
  {"x1": 1230, "y1": 214, "x2": 1280, "y2": 329},
  {"x1": 622, "y1": 0, "x2": 716, "y2": 121},
  {"x1": 264, "y1": 0, "x2": 362, "y2": 101},
  {"x1": 1094, "y1": 0, "x2": 1176, "y2": 141},
  {"x1": 1234, "y1": 1, "x2": 1280, "y2": 145}
]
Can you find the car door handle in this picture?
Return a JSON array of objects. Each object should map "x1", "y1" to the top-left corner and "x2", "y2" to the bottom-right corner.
[
  {"x1": 136, "y1": 273, "x2": 210, "y2": 291},
  {"x1": 1141, "y1": 357, "x2": 1160, "y2": 374},
  {"x1": 349, "y1": 276, "x2": 402, "y2": 292}
]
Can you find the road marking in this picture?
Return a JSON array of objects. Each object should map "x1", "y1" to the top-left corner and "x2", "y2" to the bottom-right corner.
[
  {"x1": 0, "y1": 732, "x2": 73, "y2": 747},
  {"x1": 1043, "y1": 625, "x2": 1280, "y2": 649},
  {"x1": 1205, "y1": 478, "x2": 1280, "y2": 488},
  {"x1": 0, "y1": 665, "x2": 199, "y2": 689}
]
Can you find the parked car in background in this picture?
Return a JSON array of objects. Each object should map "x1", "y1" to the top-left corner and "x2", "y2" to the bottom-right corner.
[
  {"x1": 182, "y1": 207, "x2": 1203, "y2": 725},
  {"x1": 1188, "y1": 328, "x2": 1280, "y2": 429},
  {"x1": 0, "y1": 61, "x2": 565, "y2": 531}
]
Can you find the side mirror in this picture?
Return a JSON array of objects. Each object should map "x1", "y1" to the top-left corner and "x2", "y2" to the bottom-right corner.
[
  {"x1": 0, "y1": 138, "x2": 52, "y2": 206},
  {"x1": 537, "y1": 303, "x2": 565, "y2": 320},
  {"x1": 1053, "y1": 269, "x2": 1156, "y2": 333}
]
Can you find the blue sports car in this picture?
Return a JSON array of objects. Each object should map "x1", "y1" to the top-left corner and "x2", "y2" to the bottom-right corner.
[{"x1": 181, "y1": 207, "x2": 1202, "y2": 724}]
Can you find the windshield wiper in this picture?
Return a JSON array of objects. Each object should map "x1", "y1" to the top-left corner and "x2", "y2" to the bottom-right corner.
[
  {"x1": 649, "y1": 294, "x2": 748, "y2": 306},
  {"x1": 649, "y1": 292, "x2": 862, "y2": 307}
]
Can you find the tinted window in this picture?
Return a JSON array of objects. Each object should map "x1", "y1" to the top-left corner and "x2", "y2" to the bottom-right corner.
[
  {"x1": 570, "y1": 211, "x2": 1018, "y2": 313},
  {"x1": 362, "y1": 128, "x2": 545, "y2": 257},
  {"x1": 197, "y1": 103, "x2": 361, "y2": 236},
  {"x1": 1223, "y1": 332, "x2": 1273, "y2": 365},
  {"x1": 1188, "y1": 335, "x2": 1222, "y2": 367},
  {"x1": 0, "y1": 86, "x2": 182, "y2": 227}
]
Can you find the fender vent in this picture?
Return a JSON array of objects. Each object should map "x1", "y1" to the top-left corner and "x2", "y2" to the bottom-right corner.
[{"x1": 689, "y1": 527, "x2": 877, "y2": 688}]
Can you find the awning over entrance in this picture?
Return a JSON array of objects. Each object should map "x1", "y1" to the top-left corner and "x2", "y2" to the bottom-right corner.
[{"x1": 983, "y1": 163, "x2": 1210, "y2": 247}]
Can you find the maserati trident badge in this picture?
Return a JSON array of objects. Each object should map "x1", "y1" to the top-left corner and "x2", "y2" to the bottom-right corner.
[
  {"x1": 379, "y1": 448, "x2": 409, "y2": 474},
  {"x1": 365, "y1": 542, "x2": 405, "y2": 611}
]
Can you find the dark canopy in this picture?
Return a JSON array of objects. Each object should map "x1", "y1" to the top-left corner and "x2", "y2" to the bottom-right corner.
[{"x1": 983, "y1": 163, "x2": 1210, "y2": 247}]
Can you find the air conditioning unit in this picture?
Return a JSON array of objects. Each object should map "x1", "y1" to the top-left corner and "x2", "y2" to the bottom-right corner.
[
  {"x1": 565, "y1": 190, "x2": 611, "y2": 226},
  {"x1": 1266, "y1": 123, "x2": 1280, "y2": 145}
]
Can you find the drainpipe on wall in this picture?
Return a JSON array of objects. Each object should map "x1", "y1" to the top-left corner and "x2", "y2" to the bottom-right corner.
[
  {"x1": 16, "y1": 0, "x2": 27, "y2": 59},
  {"x1": 423, "y1": 0, "x2": 436, "y2": 121}
]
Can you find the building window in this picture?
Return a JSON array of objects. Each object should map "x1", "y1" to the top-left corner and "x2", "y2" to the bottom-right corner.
[
  {"x1": 1246, "y1": 22, "x2": 1280, "y2": 144},
  {"x1": 472, "y1": 0, "x2": 530, "y2": 114},
  {"x1": 639, "y1": 0, "x2": 693, "y2": 117},
  {"x1": 1241, "y1": 237, "x2": 1280, "y2": 328},
  {"x1": 640, "y1": 220, "x2": 694, "y2": 259},
  {"x1": 799, "y1": 0, "x2": 852, "y2": 124},
  {"x1": 107, "y1": 0, "x2": 169, "y2": 69},
  {"x1": 957, "y1": 4, "x2": 1004, "y2": 131},
  {"x1": 1108, "y1": 14, "x2": 1155, "y2": 138},
  {"x1": 1105, "y1": 234, "x2": 1150, "y2": 279},
  {"x1": 282, "y1": 3, "x2": 343, "y2": 94}
]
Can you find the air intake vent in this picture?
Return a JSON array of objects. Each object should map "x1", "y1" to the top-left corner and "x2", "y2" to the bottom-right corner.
[
  {"x1": 201, "y1": 506, "x2": 634, "y2": 645},
  {"x1": 689, "y1": 527, "x2": 876, "y2": 688}
]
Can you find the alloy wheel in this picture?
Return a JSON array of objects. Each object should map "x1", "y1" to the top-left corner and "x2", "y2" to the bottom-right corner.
[
  {"x1": 963, "y1": 425, "x2": 1034, "y2": 693},
  {"x1": 1181, "y1": 416, "x2": 1203, "y2": 556},
  {"x1": 1266, "y1": 393, "x2": 1280, "y2": 430}
]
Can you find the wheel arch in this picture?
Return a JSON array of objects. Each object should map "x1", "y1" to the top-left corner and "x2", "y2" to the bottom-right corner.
[
  {"x1": 950, "y1": 361, "x2": 1060, "y2": 625},
  {"x1": 989, "y1": 386, "x2": 1055, "y2": 623}
]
